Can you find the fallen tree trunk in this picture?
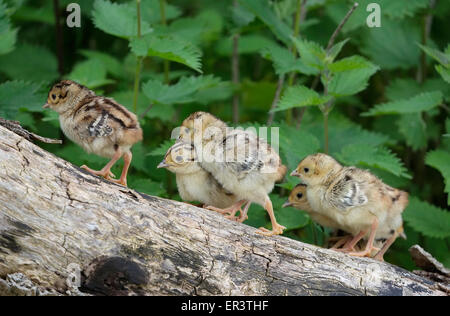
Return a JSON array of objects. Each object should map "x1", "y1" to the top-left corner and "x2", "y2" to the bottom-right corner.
[{"x1": 0, "y1": 125, "x2": 446, "y2": 296}]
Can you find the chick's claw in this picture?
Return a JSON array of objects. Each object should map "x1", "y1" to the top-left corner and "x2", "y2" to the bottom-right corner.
[
  {"x1": 205, "y1": 201, "x2": 248, "y2": 222},
  {"x1": 256, "y1": 224, "x2": 286, "y2": 236},
  {"x1": 80, "y1": 165, "x2": 116, "y2": 179}
]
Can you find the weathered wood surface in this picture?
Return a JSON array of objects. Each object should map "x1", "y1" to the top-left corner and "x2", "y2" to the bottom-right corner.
[{"x1": 0, "y1": 125, "x2": 446, "y2": 296}]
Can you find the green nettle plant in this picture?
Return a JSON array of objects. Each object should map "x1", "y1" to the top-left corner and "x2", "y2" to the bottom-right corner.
[{"x1": 0, "y1": 0, "x2": 448, "y2": 270}]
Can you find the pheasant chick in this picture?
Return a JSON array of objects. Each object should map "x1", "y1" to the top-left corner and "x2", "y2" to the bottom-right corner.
[{"x1": 43, "y1": 80, "x2": 143, "y2": 186}]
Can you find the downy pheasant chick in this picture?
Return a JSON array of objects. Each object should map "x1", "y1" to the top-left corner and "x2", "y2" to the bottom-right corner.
[
  {"x1": 291, "y1": 153, "x2": 408, "y2": 259},
  {"x1": 179, "y1": 111, "x2": 287, "y2": 236},
  {"x1": 284, "y1": 182, "x2": 407, "y2": 257},
  {"x1": 43, "y1": 80, "x2": 143, "y2": 186},
  {"x1": 157, "y1": 141, "x2": 248, "y2": 222},
  {"x1": 283, "y1": 184, "x2": 341, "y2": 230}
]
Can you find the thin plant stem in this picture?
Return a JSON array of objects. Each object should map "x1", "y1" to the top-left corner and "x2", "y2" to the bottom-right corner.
[
  {"x1": 307, "y1": 2, "x2": 359, "y2": 92},
  {"x1": 298, "y1": 3, "x2": 359, "y2": 141},
  {"x1": 323, "y1": 111, "x2": 329, "y2": 154},
  {"x1": 232, "y1": 0, "x2": 240, "y2": 124},
  {"x1": 133, "y1": 0, "x2": 143, "y2": 114},
  {"x1": 326, "y1": 2, "x2": 359, "y2": 52},
  {"x1": 232, "y1": 33, "x2": 240, "y2": 124},
  {"x1": 287, "y1": 0, "x2": 304, "y2": 86},
  {"x1": 286, "y1": 0, "x2": 304, "y2": 124},
  {"x1": 417, "y1": 0, "x2": 437, "y2": 83},
  {"x1": 160, "y1": 0, "x2": 170, "y2": 84},
  {"x1": 53, "y1": 0, "x2": 64, "y2": 77},
  {"x1": 267, "y1": 75, "x2": 285, "y2": 126}
]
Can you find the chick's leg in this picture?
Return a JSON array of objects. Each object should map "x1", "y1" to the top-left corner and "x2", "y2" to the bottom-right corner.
[
  {"x1": 373, "y1": 230, "x2": 400, "y2": 262},
  {"x1": 257, "y1": 196, "x2": 286, "y2": 236},
  {"x1": 237, "y1": 201, "x2": 251, "y2": 223},
  {"x1": 110, "y1": 151, "x2": 132, "y2": 187},
  {"x1": 348, "y1": 217, "x2": 379, "y2": 258},
  {"x1": 334, "y1": 230, "x2": 367, "y2": 253},
  {"x1": 81, "y1": 148, "x2": 122, "y2": 180},
  {"x1": 330, "y1": 235, "x2": 352, "y2": 249},
  {"x1": 205, "y1": 200, "x2": 247, "y2": 221}
]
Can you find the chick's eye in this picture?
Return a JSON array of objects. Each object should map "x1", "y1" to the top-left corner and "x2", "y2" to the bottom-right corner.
[
  {"x1": 51, "y1": 94, "x2": 56, "y2": 100},
  {"x1": 304, "y1": 167, "x2": 309, "y2": 173},
  {"x1": 296, "y1": 193, "x2": 303, "y2": 199}
]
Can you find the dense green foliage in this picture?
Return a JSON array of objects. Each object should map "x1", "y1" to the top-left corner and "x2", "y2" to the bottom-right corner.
[{"x1": 0, "y1": 0, "x2": 449, "y2": 270}]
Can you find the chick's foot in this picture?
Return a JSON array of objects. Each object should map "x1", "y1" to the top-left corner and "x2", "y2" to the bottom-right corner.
[
  {"x1": 256, "y1": 223, "x2": 286, "y2": 236},
  {"x1": 206, "y1": 200, "x2": 247, "y2": 222},
  {"x1": 81, "y1": 165, "x2": 115, "y2": 180}
]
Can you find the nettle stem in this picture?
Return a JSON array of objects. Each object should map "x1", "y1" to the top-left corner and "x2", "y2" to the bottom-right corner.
[
  {"x1": 160, "y1": 0, "x2": 170, "y2": 84},
  {"x1": 232, "y1": 0, "x2": 240, "y2": 124},
  {"x1": 286, "y1": 0, "x2": 304, "y2": 125},
  {"x1": 319, "y1": 2, "x2": 358, "y2": 153},
  {"x1": 133, "y1": 0, "x2": 143, "y2": 113},
  {"x1": 53, "y1": 0, "x2": 64, "y2": 77},
  {"x1": 323, "y1": 110, "x2": 329, "y2": 154}
]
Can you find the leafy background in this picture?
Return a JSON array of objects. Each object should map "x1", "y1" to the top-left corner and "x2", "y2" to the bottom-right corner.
[{"x1": 0, "y1": 0, "x2": 449, "y2": 270}]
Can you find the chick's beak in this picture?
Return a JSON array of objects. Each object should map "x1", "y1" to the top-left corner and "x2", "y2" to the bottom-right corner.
[
  {"x1": 43, "y1": 103, "x2": 50, "y2": 109},
  {"x1": 290, "y1": 169, "x2": 300, "y2": 177},
  {"x1": 282, "y1": 201, "x2": 292, "y2": 208},
  {"x1": 157, "y1": 160, "x2": 169, "y2": 169}
]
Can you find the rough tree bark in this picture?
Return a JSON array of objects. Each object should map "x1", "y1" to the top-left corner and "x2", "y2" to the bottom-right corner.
[{"x1": 0, "y1": 125, "x2": 446, "y2": 296}]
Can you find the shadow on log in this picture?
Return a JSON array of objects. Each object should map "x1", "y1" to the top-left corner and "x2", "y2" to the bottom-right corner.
[{"x1": 0, "y1": 125, "x2": 446, "y2": 296}]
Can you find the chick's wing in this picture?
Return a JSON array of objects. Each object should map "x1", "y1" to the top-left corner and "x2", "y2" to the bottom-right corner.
[
  {"x1": 328, "y1": 168, "x2": 369, "y2": 211},
  {"x1": 219, "y1": 129, "x2": 276, "y2": 180}
]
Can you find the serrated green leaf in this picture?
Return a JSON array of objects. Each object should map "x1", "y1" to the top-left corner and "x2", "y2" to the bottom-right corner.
[
  {"x1": 79, "y1": 50, "x2": 124, "y2": 78},
  {"x1": 110, "y1": 90, "x2": 175, "y2": 122},
  {"x1": 301, "y1": 111, "x2": 391, "y2": 155},
  {"x1": 403, "y1": 197, "x2": 450, "y2": 238},
  {"x1": 231, "y1": 3, "x2": 255, "y2": 27},
  {"x1": 0, "y1": 0, "x2": 17, "y2": 55},
  {"x1": 238, "y1": 0, "x2": 292, "y2": 44},
  {"x1": 260, "y1": 44, "x2": 317, "y2": 75},
  {"x1": 216, "y1": 34, "x2": 277, "y2": 56},
  {"x1": 156, "y1": 10, "x2": 223, "y2": 45},
  {"x1": 67, "y1": 59, "x2": 115, "y2": 89},
  {"x1": 12, "y1": 2, "x2": 55, "y2": 24},
  {"x1": 148, "y1": 140, "x2": 175, "y2": 156},
  {"x1": 279, "y1": 123, "x2": 321, "y2": 170},
  {"x1": 327, "y1": 38, "x2": 350, "y2": 62},
  {"x1": 0, "y1": 81, "x2": 46, "y2": 119},
  {"x1": 362, "y1": 92, "x2": 443, "y2": 116},
  {"x1": 418, "y1": 43, "x2": 450, "y2": 67},
  {"x1": 325, "y1": 0, "x2": 368, "y2": 33},
  {"x1": 142, "y1": 75, "x2": 228, "y2": 105},
  {"x1": 379, "y1": 0, "x2": 429, "y2": 19},
  {"x1": 328, "y1": 57, "x2": 379, "y2": 97},
  {"x1": 386, "y1": 78, "x2": 450, "y2": 101},
  {"x1": 397, "y1": 113, "x2": 427, "y2": 151},
  {"x1": 337, "y1": 144, "x2": 411, "y2": 179},
  {"x1": 130, "y1": 34, "x2": 202, "y2": 73},
  {"x1": 0, "y1": 43, "x2": 58, "y2": 82},
  {"x1": 272, "y1": 85, "x2": 331, "y2": 112},
  {"x1": 426, "y1": 150, "x2": 450, "y2": 205},
  {"x1": 436, "y1": 65, "x2": 450, "y2": 84},
  {"x1": 328, "y1": 55, "x2": 375, "y2": 72},
  {"x1": 292, "y1": 38, "x2": 326, "y2": 72},
  {"x1": 129, "y1": 142, "x2": 147, "y2": 174},
  {"x1": 92, "y1": 0, "x2": 152, "y2": 39},
  {"x1": 0, "y1": 26, "x2": 16, "y2": 55},
  {"x1": 361, "y1": 19, "x2": 421, "y2": 70},
  {"x1": 138, "y1": 0, "x2": 181, "y2": 24}
]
